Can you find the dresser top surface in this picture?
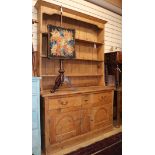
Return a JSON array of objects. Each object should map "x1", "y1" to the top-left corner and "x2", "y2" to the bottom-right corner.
[{"x1": 41, "y1": 86, "x2": 114, "y2": 97}]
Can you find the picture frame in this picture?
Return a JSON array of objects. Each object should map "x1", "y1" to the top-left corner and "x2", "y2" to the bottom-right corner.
[{"x1": 47, "y1": 25, "x2": 75, "y2": 59}]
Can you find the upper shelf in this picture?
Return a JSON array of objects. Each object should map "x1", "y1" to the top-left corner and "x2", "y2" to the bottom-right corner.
[
  {"x1": 41, "y1": 32, "x2": 104, "y2": 45},
  {"x1": 75, "y1": 38, "x2": 104, "y2": 45},
  {"x1": 35, "y1": 1, "x2": 107, "y2": 29}
]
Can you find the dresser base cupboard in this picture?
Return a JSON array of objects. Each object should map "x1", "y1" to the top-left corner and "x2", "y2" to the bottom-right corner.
[{"x1": 40, "y1": 87, "x2": 114, "y2": 154}]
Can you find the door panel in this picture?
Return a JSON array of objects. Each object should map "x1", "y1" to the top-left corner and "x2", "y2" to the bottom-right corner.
[
  {"x1": 49, "y1": 109, "x2": 81, "y2": 144},
  {"x1": 90, "y1": 104, "x2": 112, "y2": 130}
]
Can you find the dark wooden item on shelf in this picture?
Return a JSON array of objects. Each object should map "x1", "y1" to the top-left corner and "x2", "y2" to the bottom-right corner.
[
  {"x1": 105, "y1": 51, "x2": 122, "y2": 127},
  {"x1": 51, "y1": 60, "x2": 65, "y2": 93}
]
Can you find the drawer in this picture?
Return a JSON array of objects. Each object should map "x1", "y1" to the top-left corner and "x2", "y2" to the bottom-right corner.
[
  {"x1": 48, "y1": 96, "x2": 81, "y2": 110},
  {"x1": 81, "y1": 94, "x2": 92, "y2": 106},
  {"x1": 93, "y1": 92, "x2": 113, "y2": 105}
]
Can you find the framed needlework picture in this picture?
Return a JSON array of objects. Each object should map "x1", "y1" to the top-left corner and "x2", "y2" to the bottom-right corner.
[{"x1": 47, "y1": 25, "x2": 75, "y2": 59}]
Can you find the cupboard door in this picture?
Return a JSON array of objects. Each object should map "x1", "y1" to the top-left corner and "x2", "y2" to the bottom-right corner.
[
  {"x1": 48, "y1": 109, "x2": 81, "y2": 144},
  {"x1": 90, "y1": 104, "x2": 112, "y2": 130}
]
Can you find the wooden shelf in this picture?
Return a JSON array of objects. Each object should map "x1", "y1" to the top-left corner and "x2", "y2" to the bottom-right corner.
[
  {"x1": 74, "y1": 58, "x2": 103, "y2": 62},
  {"x1": 76, "y1": 38, "x2": 103, "y2": 45},
  {"x1": 41, "y1": 32, "x2": 103, "y2": 45},
  {"x1": 38, "y1": 5, "x2": 106, "y2": 91},
  {"x1": 41, "y1": 74, "x2": 103, "y2": 77},
  {"x1": 41, "y1": 75, "x2": 56, "y2": 77},
  {"x1": 39, "y1": 11, "x2": 106, "y2": 29},
  {"x1": 41, "y1": 55, "x2": 103, "y2": 62}
]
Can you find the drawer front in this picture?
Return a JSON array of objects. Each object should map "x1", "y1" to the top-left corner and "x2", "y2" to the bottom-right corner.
[
  {"x1": 81, "y1": 94, "x2": 92, "y2": 103},
  {"x1": 92, "y1": 92, "x2": 113, "y2": 106},
  {"x1": 48, "y1": 96, "x2": 81, "y2": 110}
]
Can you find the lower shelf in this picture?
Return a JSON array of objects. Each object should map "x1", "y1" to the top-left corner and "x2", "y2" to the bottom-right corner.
[
  {"x1": 41, "y1": 55, "x2": 103, "y2": 62},
  {"x1": 41, "y1": 74, "x2": 103, "y2": 77}
]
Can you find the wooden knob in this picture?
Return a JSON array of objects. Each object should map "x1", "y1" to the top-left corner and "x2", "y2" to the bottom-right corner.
[{"x1": 60, "y1": 101, "x2": 68, "y2": 105}]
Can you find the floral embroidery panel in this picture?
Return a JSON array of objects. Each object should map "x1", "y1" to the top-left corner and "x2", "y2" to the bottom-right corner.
[{"x1": 48, "y1": 25, "x2": 75, "y2": 58}]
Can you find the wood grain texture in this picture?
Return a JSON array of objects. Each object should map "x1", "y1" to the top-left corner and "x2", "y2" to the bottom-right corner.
[
  {"x1": 41, "y1": 88, "x2": 114, "y2": 154},
  {"x1": 33, "y1": 1, "x2": 116, "y2": 154},
  {"x1": 104, "y1": 0, "x2": 122, "y2": 8},
  {"x1": 36, "y1": 2, "x2": 106, "y2": 91},
  {"x1": 32, "y1": 0, "x2": 122, "y2": 53}
]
